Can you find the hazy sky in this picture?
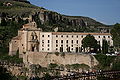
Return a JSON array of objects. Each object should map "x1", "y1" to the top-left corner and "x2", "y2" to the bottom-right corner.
[{"x1": 29, "y1": 0, "x2": 120, "y2": 25}]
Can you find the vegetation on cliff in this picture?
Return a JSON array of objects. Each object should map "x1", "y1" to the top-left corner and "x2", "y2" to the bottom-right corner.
[
  {"x1": 110, "y1": 23, "x2": 120, "y2": 51},
  {"x1": 0, "y1": 19, "x2": 27, "y2": 53},
  {"x1": 0, "y1": 0, "x2": 110, "y2": 32},
  {"x1": 0, "y1": 0, "x2": 112, "y2": 53},
  {"x1": 94, "y1": 54, "x2": 116, "y2": 70},
  {"x1": 0, "y1": 66, "x2": 12, "y2": 80},
  {"x1": 0, "y1": 0, "x2": 40, "y2": 17},
  {"x1": 0, "y1": 51, "x2": 23, "y2": 64}
]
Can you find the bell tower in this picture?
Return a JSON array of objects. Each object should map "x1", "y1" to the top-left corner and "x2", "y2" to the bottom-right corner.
[{"x1": 29, "y1": 31, "x2": 39, "y2": 52}]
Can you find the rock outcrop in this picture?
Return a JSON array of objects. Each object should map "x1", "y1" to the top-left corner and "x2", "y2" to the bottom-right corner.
[
  {"x1": 23, "y1": 52, "x2": 99, "y2": 68},
  {"x1": 0, "y1": 0, "x2": 111, "y2": 32}
]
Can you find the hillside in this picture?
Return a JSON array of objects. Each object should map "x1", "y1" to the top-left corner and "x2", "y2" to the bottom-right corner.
[
  {"x1": 0, "y1": 0, "x2": 111, "y2": 32},
  {"x1": 0, "y1": 0, "x2": 112, "y2": 53}
]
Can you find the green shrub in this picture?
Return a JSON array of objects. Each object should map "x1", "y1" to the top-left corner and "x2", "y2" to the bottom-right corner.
[
  {"x1": 61, "y1": 52, "x2": 65, "y2": 57},
  {"x1": 48, "y1": 63, "x2": 58, "y2": 69},
  {"x1": 94, "y1": 54, "x2": 116, "y2": 70},
  {"x1": 55, "y1": 52, "x2": 59, "y2": 56}
]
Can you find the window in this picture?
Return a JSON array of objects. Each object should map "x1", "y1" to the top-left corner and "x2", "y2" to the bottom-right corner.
[
  {"x1": 108, "y1": 41, "x2": 110, "y2": 45},
  {"x1": 76, "y1": 35, "x2": 78, "y2": 38},
  {"x1": 61, "y1": 40, "x2": 63, "y2": 43},
  {"x1": 42, "y1": 40, "x2": 44, "y2": 43},
  {"x1": 56, "y1": 35, "x2": 58, "y2": 37},
  {"x1": 48, "y1": 35, "x2": 50, "y2": 37},
  {"x1": 61, "y1": 35, "x2": 63, "y2": 37},
  {"x1": 42, "y1": 48, "x2": 44, "y2": 50},
  {"x1": 66, "y1": 35, "x2": 68, "y2": 38},
  {"x1": 66, "y1": 40, "x2": 68, "y2": 43},
  {"x1": 42, "y1": 45, "x2": 44, "y2": 47},
  {"x1": 56, "y1": 48, "x2": 58, "y2": 50},
  {"x1": 98, "y1": 41, "x2": 100, "y2": 44},
  {"x1": 56, "y1": 45, "x2": 58, "y2": 47},
  {"x1": 22, "y1": 44, "x2": 23, "y2": 46},
  {"x1": 71, "y1": 45, "x2": 73, "y2": 47},
  {"x1": 61, "y1": 45, "x2": 63, "y2": 47},
  {"x1": 81, "y1": 36, "x2": 83, "y2": 38},
  {"x1": 103, "y1": 36, "x2": 105, "y2": 38},
  {"x1": 66, "y1": 45, "x2": 68, "y2": 47},
  {"x1": 71, "y1": 40, "x2": 73, "y2": 43},
  {"x1": 72, "y1": 35, "x2": 73, "y2": 38},
  {"x1": 71, "y1": 48, "x2": 73, "y2": 50},
  {"x1": 98, "y1": 36, "x2": 100, "y2": 38},
  {"x1": 48, "y1": 44, "x2": 49, "y2": 47},
  {"x1": 56, "y1": 40, "x2": 58, "y2": 43},
  {"x1": 48, "y1": 48, "x2": 49, "y2": 50},
  {"x1": 108, "y1": 36, "x2": 110, "y2": 38},
  {"x1": 42, "y1": 35, "x2": 44, "y2": 37},
  {"x1": 48, "y1": 40, "x2": 50, "y2": 43},
  {"x1": 76, "y1": 40, "x2": 78, "y2": 44}
]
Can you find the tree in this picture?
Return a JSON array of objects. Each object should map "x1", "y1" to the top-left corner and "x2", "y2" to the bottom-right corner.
[
  {"x1": 102, "y1": 39, "x2": 109, "y2": 54},
  {"x1": 110, "y1": 23, "x2": 120, "y2": 51},
  {"x1": 48, "y1": 63, "x2": 58, "y2": 69},
  {"x1": 0, "y1": 18, "x2": 7, "y2": 26},
  {"x1": 94, "y1": 54, "x2": 116, "y2": 70},
  {"x1": 112, "y1": 57, "x2": 120, "y2": 70},
  {"x1": 0, "y1": 66, "x2": 12, "y2": 80},
  {"x1": 82, "y1": 34, "x2": 99, "y2": 53}
]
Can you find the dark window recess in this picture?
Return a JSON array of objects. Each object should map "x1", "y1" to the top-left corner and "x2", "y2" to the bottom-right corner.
[
  {"x1": 42, "y1": 40, "x2": 44, "y2": 43},
  {"x1": 61, "y1": 40, "x2": 63, "y2": 43},
  {"x1": 76, "y1": 35, "x2": 78, "y2": 38},
  {"x1": 56, "y1": 40, "x2": 58, "y2": 43},
  {"x1": 66, "y1": 40, "x2": 68, "y2": 43},
  {"x1": 48, "y1": 44, "x2": 49, "y2": 47},
  {"x1": 76, "y1": 40, "x2": 78, "y2": 44},
  {"x1": 48, "y1": 40, "x2": 50, "y2": 43},
  {"x1": 71, "y1": 40, "x2": 73, "y2": 43}
]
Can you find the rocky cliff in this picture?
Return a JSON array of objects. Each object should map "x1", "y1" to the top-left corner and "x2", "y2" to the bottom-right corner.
[{"x1": 0, "y1": 0, "x2": 111, "y2": 32}]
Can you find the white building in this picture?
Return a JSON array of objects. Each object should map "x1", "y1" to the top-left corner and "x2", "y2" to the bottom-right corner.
[{"x1": 9, "y1": 22, "x2": 113, "y2": 58}]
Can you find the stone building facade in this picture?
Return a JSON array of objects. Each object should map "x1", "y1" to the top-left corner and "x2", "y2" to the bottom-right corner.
[{"x1": 9, "y1": 22, "x2": 113, "y2": 58}]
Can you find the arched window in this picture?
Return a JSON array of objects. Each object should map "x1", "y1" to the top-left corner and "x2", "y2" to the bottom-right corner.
[{"x1": 31, "y1": 32, "x2": 38, "y2": 40}]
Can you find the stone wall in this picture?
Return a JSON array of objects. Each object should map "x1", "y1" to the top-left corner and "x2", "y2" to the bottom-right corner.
[
  {"x1": 23, "y1": 52, "x2": 98, "y2": 68},
  {"x1": 9, "y1": 37, "x2": 19, "y2": 56}
]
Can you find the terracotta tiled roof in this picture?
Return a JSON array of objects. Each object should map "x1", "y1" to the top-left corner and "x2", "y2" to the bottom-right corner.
[{"x1": 52, "y1": 32, "x2": 111, "y2": 35}]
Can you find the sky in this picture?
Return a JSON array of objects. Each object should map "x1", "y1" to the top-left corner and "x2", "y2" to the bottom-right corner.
[{"x1": 28, "y1": 0, "x2": 120, "y2": 25}]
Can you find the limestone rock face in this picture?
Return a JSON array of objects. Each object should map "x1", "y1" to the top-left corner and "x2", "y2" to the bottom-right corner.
[
  {"x1": 0, "y1": 0, "x2": 111, "y2": 32},
  {"x1": 23, "y1": 52, "x2": 98, "y2": 68}
]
